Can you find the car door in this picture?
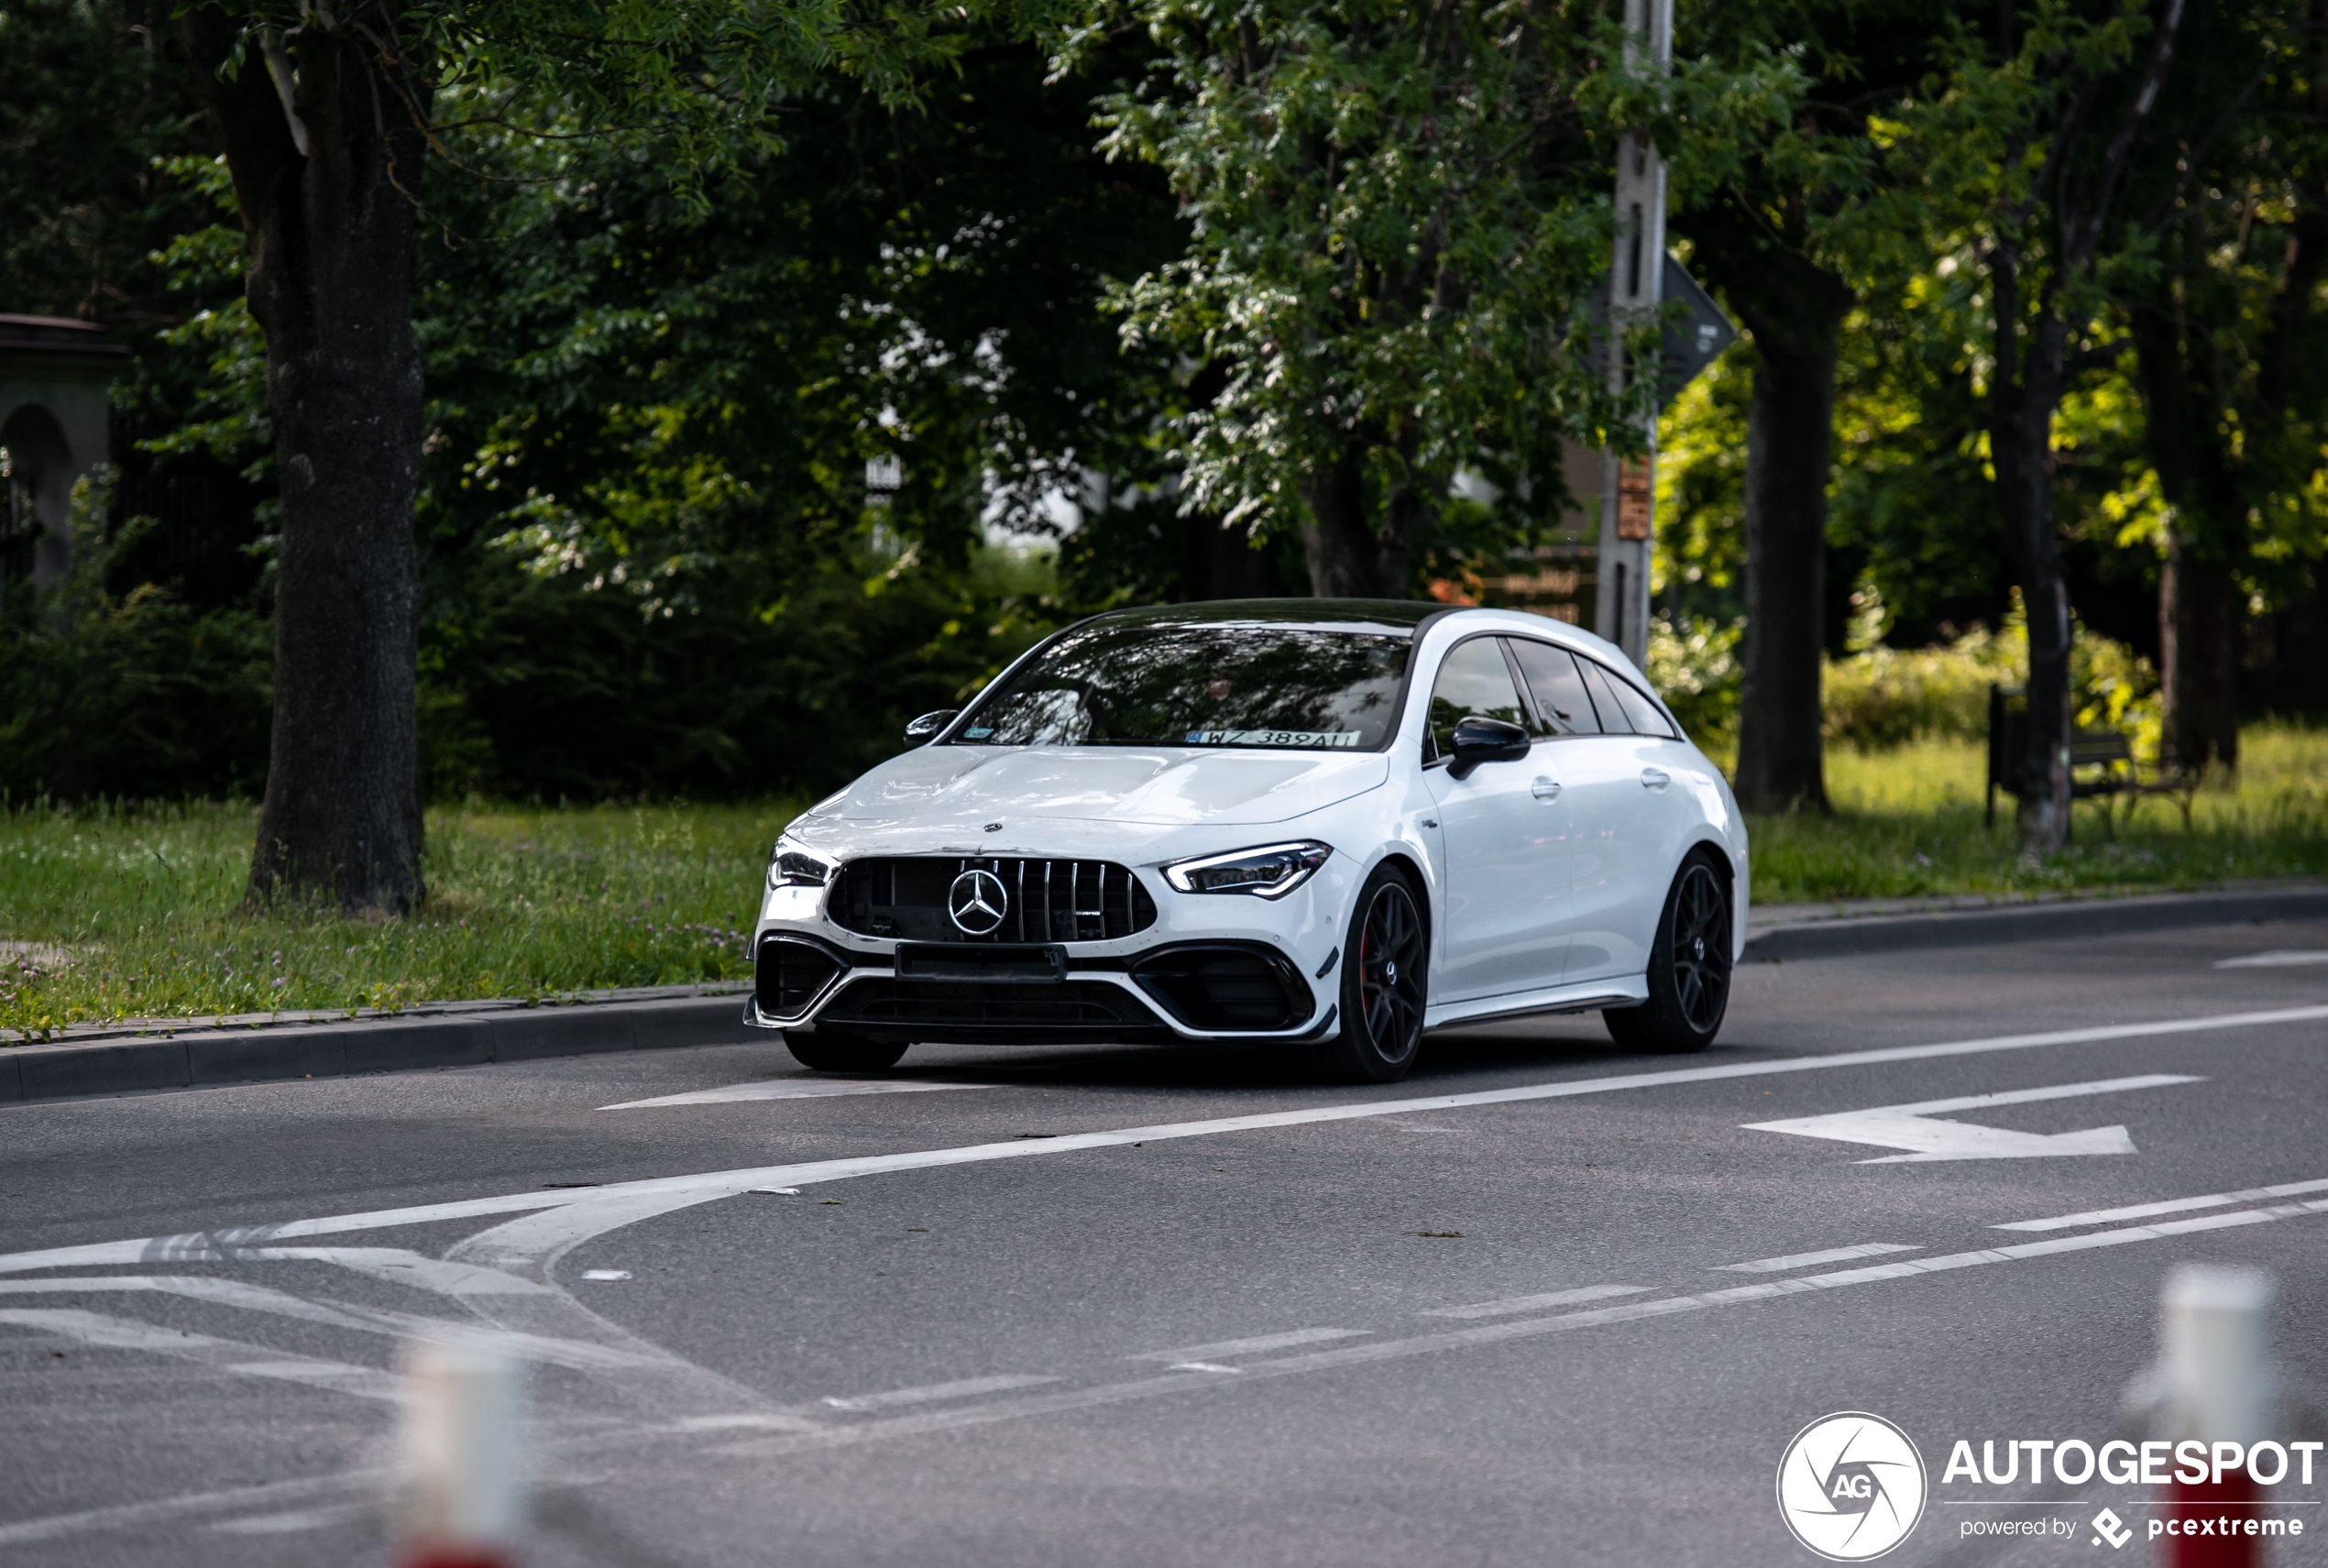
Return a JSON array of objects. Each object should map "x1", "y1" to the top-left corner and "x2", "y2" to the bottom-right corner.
[
  {"x1": 1545, "y1": 649, "x2": 1692, "y2": 984},
  {"x1": 1419, "y1": 635, "x2": 1572, "y2": 1002}
]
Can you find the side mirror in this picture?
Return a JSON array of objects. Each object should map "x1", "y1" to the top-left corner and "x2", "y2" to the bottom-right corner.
[
  {"x1": 1447, "y1": 715, "x2": 1530, "y2": 780},
  {"x1": 903, "y1": 708, "x2": 959, "y2": 746}
]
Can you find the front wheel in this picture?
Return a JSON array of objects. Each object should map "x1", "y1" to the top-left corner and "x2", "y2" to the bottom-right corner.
[
  {"x1": 785, "y1": 1029, "x2": 910, "y2": 1073},
  {"x1": 1603, "y1": 851, "x2": 1732, "y2": 1054},
  {"x1": 1307, "y1": 865, "x2": 1428, "y2": 1083}
]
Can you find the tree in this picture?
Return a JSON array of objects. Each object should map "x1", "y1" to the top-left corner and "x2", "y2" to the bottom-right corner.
[
  {"x1": 1671, "y1": 0, "x2": 1936, "y2": 812},
  {"x1": 1087, "y1": 0, "x2": 1642, "y2": 598},
  {"x1": 1900, "y1": 0, "x2": 2189, "y2": 851},
  {"x1": 173, "y1": 0, "x2": 1008, "y2": 914},
  {"x1": 2125, "y1": 0, "x2": 2328, "y2": 775}
]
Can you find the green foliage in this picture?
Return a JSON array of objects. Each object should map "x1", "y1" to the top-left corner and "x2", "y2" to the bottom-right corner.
[
  {"x1": 1086, "y1": 0, "x2": 1641, "y2": 553},
  {"x1": 1645, "y1": 614, "x2": 1740, "y2": 739},
  {"x1": 0, "y1": 472, "x2": 272, "y2": 801}
]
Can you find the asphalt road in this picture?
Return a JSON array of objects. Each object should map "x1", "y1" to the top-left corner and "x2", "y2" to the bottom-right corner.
[{"x1": 2, "y1": 918, "x2": 2326, "y2": 1568}]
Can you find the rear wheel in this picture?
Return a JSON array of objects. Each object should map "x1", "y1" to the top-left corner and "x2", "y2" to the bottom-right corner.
[
  {"x1": 784, "y1": 1029, "x2": 909, "y2": 1073},
  {"x1": 1307, "y1": 865, "x2": 1428, "y2": 1083},
  {"x1": 1603, "y1": 851, "x2": 1732, "y2": 1054}
]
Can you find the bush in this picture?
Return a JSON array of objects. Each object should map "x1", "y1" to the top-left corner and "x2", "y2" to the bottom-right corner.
[{"x1": 0, "y1": 470, "x2": 273, "y2": 800}]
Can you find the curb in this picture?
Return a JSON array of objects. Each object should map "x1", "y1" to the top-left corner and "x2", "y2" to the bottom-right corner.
[
  {"x1": 0, "y1": 992, "x2": 761, "y2": 1106},
  {"x1": 1741, "y1": 884, "x2": 2328, "y2": 962}
]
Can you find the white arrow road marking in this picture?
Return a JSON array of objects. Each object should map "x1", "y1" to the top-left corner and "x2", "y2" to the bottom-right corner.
[
  {"x1": 5, "y1": 1003, "x2": 2321, "y2": 1282},
  {"x1": 1993, "y1": 1174, "x2": 2328, "y2": 1233},
  {"x1": 602, "y1": 1078, "x2": 1003, "y2": 1110},
  {"x1": 1744, "y1": 1074, "x2": 2203, "y2": 1163}
]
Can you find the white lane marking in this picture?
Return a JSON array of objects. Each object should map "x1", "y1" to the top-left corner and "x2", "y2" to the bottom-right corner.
[
  {"x1": 0, "y1": 1273, "x2": 668, "y2": 1371},
  {"x1": 0, "y1": 1309, "x2": 401, "y2": 1401},
  {"x1": 818, "y1": 1374, "x2": 1060, "y2": 1411},
  {"x1": 1993, "y1": 1174, "x2": 2328, "y2": 1233},
  {"x1": 602, "y1": 1079, "x2": 1002, "y2": 1111},
  {"x1": 1131, "y1": 1327, "x2": 1369, "y2": 1362},
  {"x1": 581, "y1": 1269, "x2": 631, "y2": 1281},
  {"x1": 711, "y1": 1196, "x2": 2328, "y2": 1464},
  {"x1": 1717, "y1": 1244, "x2": 1920, "y2": 1273},
  {"x1": 1169, "y1": 1362, "x2": 1240, "y2": 1374},
  {"x1": 1420, "y1": 1284, "x2": 1650, "y2": 1319},
  {"x1": 1743, "y1": 1073, "x2": 2202, "y2": 1163},
  {"x1": 671, "y1": 1414, "x2": 819, "y2": 1431},
  {"x1": 8, "y1": 1003, "x2": 2323, "y2": 1280},
  {"x1": 239, "y1": 1246, "x2": 552, "y2": 1297},
  {"x1": 204, "y1": 1503, "x2": 370, "y2": 1536},
  {"x1": 2215, "y1": 950, "x2": 2328, "y2": 968}
]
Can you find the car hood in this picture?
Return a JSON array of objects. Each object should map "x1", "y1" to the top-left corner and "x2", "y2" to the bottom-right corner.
[{"x1": 807, "y1": 746, "x2": 1389, "y2": 833}]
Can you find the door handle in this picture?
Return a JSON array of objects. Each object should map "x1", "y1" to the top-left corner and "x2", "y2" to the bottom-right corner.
[
  {"x1": 1640, "y1": 767, "x2": 1670, "y2": 791},
  {"x1": 1531, "y1": 776, "x2": 1562, "y2": 801}
]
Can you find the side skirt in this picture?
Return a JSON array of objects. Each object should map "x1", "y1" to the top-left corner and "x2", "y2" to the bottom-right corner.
[{"x1": 1422, "y1": 976, "x2": 1650, "y2": 1032}]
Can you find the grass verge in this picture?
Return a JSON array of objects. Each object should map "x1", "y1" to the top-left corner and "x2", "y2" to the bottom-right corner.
[{"x1": 0, "y1": 800, "x2": 797, "y2": 1038}]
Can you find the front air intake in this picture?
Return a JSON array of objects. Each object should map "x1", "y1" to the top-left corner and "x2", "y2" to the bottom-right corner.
[
  {"x1": 754, "y1": 938, "x2": 845, "y2": 1020},
  {"x1": 1129, "y1": 943, "x2": 1314, "y2": 1032}
]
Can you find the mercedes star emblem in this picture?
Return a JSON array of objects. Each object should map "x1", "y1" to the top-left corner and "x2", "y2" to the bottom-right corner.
[{"x1": 947, "y1": 868, "x2": 1009, "y2": 936}]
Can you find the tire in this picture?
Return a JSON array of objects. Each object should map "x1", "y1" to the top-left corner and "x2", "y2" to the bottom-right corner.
[
  {"x1": 1603, "y1": 850, "x2": 1732, "y2": 1054},
  {"x1": 784, "y1": 1029, "x2": 910, "y2": 1073},
  {"x1": 1306, "y1": 864, "x2": 1429, "y2": 1083}
]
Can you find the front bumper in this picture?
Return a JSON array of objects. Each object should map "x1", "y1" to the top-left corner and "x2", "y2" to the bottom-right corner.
[
  {"x1": 743, "y1": 932, "x2": 1331, "y2": 1047},
  {"x1": 748, "y1": 853, "x2": 1353, "y2": 1047}
]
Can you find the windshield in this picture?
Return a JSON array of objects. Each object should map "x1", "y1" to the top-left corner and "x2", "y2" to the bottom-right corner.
[{"x1": 953, "y1": 623, "x2": 1413, "y2": 751}]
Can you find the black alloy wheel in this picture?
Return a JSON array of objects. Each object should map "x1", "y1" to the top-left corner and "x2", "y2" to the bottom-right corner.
[
  {"x1": 785, "y1": 1028, "x2": 911, "y2": 1073},
  {"x1": 1604, "y1": 851, "x2": 1732, "y2": 1053},
  {"x1": 1310, "y1": 866, "x2": 1428, "y2": 1082}
]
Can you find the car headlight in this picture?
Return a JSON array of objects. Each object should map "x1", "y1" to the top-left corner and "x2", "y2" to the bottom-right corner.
[
  {"x1": 767, "y1": 835, "x2": 835, "y2": 889},
  {"x1": 1161, "y1": 841, "x2": 1332, "y2": 898}
]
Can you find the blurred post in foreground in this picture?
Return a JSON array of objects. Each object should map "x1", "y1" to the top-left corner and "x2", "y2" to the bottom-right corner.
[
  {"x1": 397, "y1": 1341, "x2": 524, "y2": 1568},
  {"x1": 2158, "y1": 1265, "x2": 2273, "y2": 1568}
]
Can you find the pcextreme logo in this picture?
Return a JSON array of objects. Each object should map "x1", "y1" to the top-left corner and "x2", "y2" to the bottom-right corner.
[{"x1": 1776, "y1": 1412, "x2": 1929, "y2": 1562}]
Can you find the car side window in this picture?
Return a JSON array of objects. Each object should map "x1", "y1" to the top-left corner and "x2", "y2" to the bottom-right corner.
[
  {"x1": 1572, "y1": 654, "x2": 1677, "y2": 739},
  {"x1": 1571, "y1": 656, "x2": 1629, "y2": 734},
  {"x1": 1602, "y1": 665, "x2": 1677, "y2": 738},
  {"x1": 1425, "y1": 636, "x2": 1529, "y2": 760},
  {"x1": 1508, "y1": 640, "x2": 1601, "y2": 737}
]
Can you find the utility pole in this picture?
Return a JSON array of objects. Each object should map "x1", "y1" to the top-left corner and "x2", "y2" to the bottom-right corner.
[{"x1": 1594, "y1": 0, "x2": 1672, "y2": 671}]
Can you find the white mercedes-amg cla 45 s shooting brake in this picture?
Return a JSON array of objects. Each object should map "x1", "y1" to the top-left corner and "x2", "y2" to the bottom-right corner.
[{"x1": 746, "y1": 599, "x2": 1748, "y2": 1082}]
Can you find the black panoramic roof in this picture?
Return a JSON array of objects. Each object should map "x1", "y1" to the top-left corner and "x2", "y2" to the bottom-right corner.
[{"x1": 1089, "y1": 598, "x2": 1449, "y2": 635}]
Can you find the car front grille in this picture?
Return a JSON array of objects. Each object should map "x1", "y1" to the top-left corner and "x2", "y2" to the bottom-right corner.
[{"x1": 828, "y1": 857, "x2": 1158, "y2": 944}]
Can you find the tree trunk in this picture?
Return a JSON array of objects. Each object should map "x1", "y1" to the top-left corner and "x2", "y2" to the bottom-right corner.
[
  {"x1": 1990, "y1": 386, "x2": 2074, "y2": 852},
  {"x1": 1299, "y1": 442, "x2": 1407, "y2": 598},
  {"x1": 2158, "y1": 538, "x2": 2240, "y2": 773},
  {"x1": 183, "y1": 6, "x2": 429, "y2": 915},
  {"x1": 1731, "y1": 280, "x2": 1848, "y2": 812},
  {"x1": 2131, "y1": 291, "x2": 2243, "y2": 776}
]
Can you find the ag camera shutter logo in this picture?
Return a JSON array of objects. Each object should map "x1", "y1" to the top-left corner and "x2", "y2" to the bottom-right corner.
[{"x1": 1776, "y1": 1412, "x2": 1927, "y2": 1561}]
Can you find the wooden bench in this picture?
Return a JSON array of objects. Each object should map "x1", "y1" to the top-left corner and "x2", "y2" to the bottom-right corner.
[{"x1": 1985, "y1": 684, "x2": 2198, "y2": 836}]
